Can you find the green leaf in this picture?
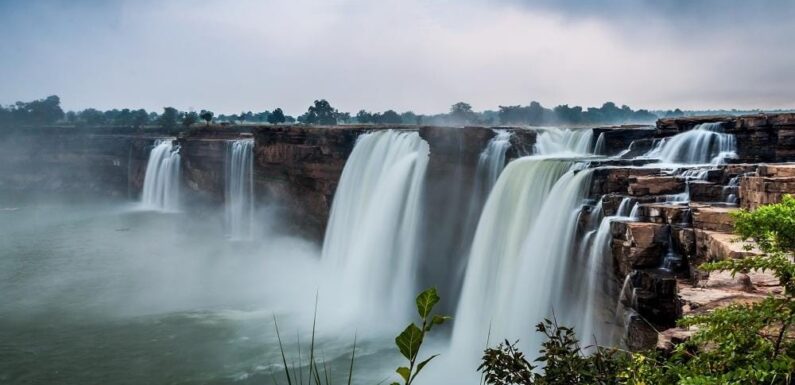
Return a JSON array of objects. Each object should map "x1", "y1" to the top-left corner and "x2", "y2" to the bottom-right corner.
[
  {"x1": 415, "y1": 354, "x2": 439, "y2": 375},
  {"x1": 416, "y1": 288, "x2": 440, "y2": 319},
  {"x1": 425, "y1": 315, "x2": 451, "y2": 331},
  {"x1": 396, "y1": 367, "x2": 411, "y2": 382},
  {"x1": 395, "y1": 323, "x2": 423, "y2": 360}
]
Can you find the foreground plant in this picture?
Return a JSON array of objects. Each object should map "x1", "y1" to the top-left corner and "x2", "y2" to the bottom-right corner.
[
  {"x1": 392, "y1": 287, "x2": 450, "y2": 385},
  {"x1": 272, "y1": 296, "x2": 357, "y2": 385}
]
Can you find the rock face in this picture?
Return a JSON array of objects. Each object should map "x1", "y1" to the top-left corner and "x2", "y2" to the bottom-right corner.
[
  {"x1": 0, "y1": 126, "x2": 159, "y2": 198},
  {"x1": 252, "y1": 125, "x2": 374, "y2": 238}
]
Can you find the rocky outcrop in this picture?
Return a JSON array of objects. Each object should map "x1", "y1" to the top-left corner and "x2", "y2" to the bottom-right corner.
[
  {"x1": 610, "y1": 221, "x2": 670, "y2": 277},
  {"x1": 739, "y1": 163, "x2": 795, "y2": 210}
]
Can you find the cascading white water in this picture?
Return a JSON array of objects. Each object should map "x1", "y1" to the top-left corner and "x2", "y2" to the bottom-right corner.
[
  {"x1": 534, "y1": 127, "x2": 595, "y2": 155},
  {"x1": 476, "y1": 130, "x2": 512, "y2": 189},
  {"x1": 645, "y1": 122, "x2": 737, "y2": 164},
  {"x1": 576, "y1": 197, "x2": 635, "y2": 345},
  {"x1": 225, "y1": 139, "x2": 255, "y2": 240},
  {"x1": 141, "y1": 139, "x2": 181, "y2": 212},
  {"x1": 594, "y1": 132, "x2": 606, "y2": 155},
  {"x1": 321, "y1": 130, "x2": 429, "y2": 321},
  {"x1": 451, "y1": 156, "x2": 595, "y2": 359}
]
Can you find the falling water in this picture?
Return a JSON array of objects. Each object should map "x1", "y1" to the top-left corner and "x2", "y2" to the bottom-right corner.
[
  {"x1": 723, "y1": 175, "x2": 741, "y2": 204},
  {"x1": 321, "y1": 130, "x2": 429, "y2": 321},
  {"x1": 594, "y1": 132, "x2": 606, "y2": 155},
  {"x1": 141, "y1": 139, "x2": 181, "y2": 212},
  {"x1": 534, "y1": 127, "x2": 595, "y2": 155},
  {"x1": 225, "y1": 139, "x2": 255, "y2": 240},
  {"x1": 645, "y1": 122, "x2": 737, "y2": 164},
  {"x1": 451, "y1": 156, "x2": 595, "y2": 359}
]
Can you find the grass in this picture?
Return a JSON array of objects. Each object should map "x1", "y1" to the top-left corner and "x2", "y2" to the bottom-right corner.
[{"x1": 272, "y1": 295, "x2": 357, "y2": 385}]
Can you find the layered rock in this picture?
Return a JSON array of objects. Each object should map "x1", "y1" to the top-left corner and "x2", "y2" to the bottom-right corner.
[{"x1": 740, "y1": 163, "x2": 795, "y2": 210}]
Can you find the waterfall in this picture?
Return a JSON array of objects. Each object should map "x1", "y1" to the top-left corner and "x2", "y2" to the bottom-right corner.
[
  {"x1": 141, "y1": 139, "x2": 181, "y2": 212},
  {"x1": 321, "y1": 130, "x2": 429, "y2": 320},
  {"x1": 451, "y1": 156, "x2": 595, "y2": 358},
  {"x1": 594, "y1": 132, "x2": 606, "y2": 155},
  {"x1": 645, "y1": 122, "x2": 737, "y2": 164},
  {"x1": 225, "y1": 139, "x2": 255, "y2": 240},
  {"x1": 534, "y1": 127, "x2": 594, "y2": 155},
  {"x1": 476, "y1": 130, "x2": 512, "y2": 190}
]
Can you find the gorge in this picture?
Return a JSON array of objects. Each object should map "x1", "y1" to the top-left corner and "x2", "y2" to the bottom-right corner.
[{"x1": 2, "y1": 113, "x2": 795, "y2": 384}]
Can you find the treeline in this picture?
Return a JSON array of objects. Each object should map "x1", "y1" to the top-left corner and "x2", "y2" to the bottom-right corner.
[{"x1": 2, "y1": 95, "x2": 674, "y2": 129}]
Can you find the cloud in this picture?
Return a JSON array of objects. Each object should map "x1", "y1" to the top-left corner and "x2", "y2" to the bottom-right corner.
[{"x1": 0, "y1": 0, "x2": 793, "y2": 114}]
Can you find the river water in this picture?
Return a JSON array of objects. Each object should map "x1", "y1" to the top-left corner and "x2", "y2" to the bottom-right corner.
[{"x1": 0, "y1": 195, "x2": 399, "y2": 385}]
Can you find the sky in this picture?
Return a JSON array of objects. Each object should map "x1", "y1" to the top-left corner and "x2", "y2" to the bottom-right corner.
[{"x1": 0, "y1": 0, "x2": 793, "y2": 115}]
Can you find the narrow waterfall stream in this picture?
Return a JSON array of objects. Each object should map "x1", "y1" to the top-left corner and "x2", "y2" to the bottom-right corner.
[
  {"x1": 225, "y1": 139, "x2": 254, "y2": 240},
  {"x1": 645, "y1": 122, "x2": 737, "y2": 164},
  {"x1": 321, "y1": 130, "x2": 429, "y2": 321},
  {"x1": 141, "y1": 139, "x2": 181, "y2": 212}
]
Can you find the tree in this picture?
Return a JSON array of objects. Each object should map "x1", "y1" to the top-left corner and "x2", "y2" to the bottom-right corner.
[
  {"x1": 401, "y1": 111, "x2": 420, "y2": 125},
  {"x1": 181, "y1": 111, "x2": 198, "y2": 127},
  {"x1": 379, "y1": 110, "x2": 402, "y2": 124},
  {"x1": 356, "y1": 110, "x2": 374, "y2": 123},
  {"x1": 199, "y1": 110, "x2": 214, "y2": 125},
  {"x1": 131, "y1": 109, "x2": 149, "y2": 128},
  {"x1": 300, "y1": 99, "x2": 339, "y2": 125},
  {"x1": 159, "y1": 107, "x2": 179, "y2": 130},
  {"x1": 268, "y1": 108, "x2": 286, "y2": 124},
  {"x1": 7, "y1": 95, "x2": 65, "y2": 125},
  {"x1": 450, "y1": 102, "x2": 477, "y2": 125}
]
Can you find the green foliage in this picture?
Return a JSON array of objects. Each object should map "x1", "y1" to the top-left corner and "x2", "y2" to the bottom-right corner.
[
  {"x1": 449, "y1": 102, "x2": 478, "y2": 125},
  {"x1": 392, "y1": 287, "x2": 449, "y2": 385},
  {"x1": 299, "y1": 99, "x2": 339, "y2": 125},
  {"x1": 181, "y1": 111, "x2": 199, "y2": 128},
  {"x1": 0, "y1": 95, "x2": 64, "y2": 126},
  {"x1": 199, "y1": 110, "x2": 214, "y2": 125},
  {"x1": 732, "y1": 194, "x2": 795, "y2": 256},
  {"x1": 479, "y1": 318, "x2": 624, "y2": 385},
  {"x1": 268, "y1": 108, "x2": 286, "y2": 124},
  {"x1": 158, "y1": 107, "x2": 179, "y2": 130}
]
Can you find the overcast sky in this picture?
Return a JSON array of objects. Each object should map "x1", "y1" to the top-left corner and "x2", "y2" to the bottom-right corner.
[{"x1": 1, "y1": 0, "x2": 793, "y2": 115}]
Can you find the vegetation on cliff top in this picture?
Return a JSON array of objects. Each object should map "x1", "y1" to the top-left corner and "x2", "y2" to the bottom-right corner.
[{"x1": 0, "y1": 95, "x2": 681, "y2": 129}]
